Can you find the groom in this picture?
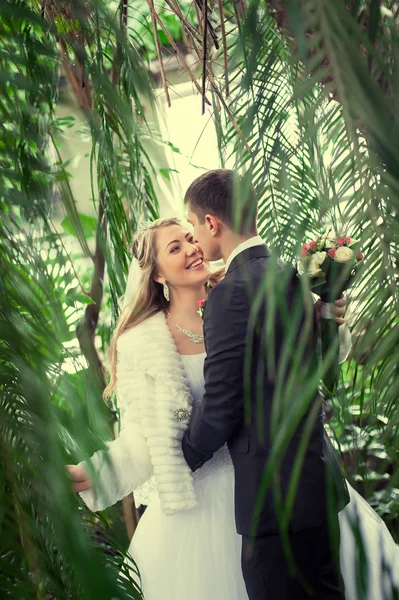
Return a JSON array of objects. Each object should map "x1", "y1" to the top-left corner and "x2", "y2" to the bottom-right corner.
[{"x1": 182, "y1": 169, "x2": 349, "y2": 600}]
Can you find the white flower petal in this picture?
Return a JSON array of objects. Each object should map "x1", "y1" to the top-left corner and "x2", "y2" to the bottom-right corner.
[
  {"x1": 334, "y1": 246, "x2": 355, "y2": 263},
  {"x1": 313, "y1": 251, "x2": 327, "y2": 265}
]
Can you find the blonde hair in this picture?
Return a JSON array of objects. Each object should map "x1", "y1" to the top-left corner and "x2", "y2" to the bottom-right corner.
[
  {"x1": 104, "y1": 217, "x2": 182, "y2": 399},
  {"x1": 104, "y1": 217, "x2": 226, "y2": 399}
]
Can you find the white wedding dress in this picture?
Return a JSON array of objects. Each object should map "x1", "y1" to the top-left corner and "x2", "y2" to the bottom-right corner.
[{"x1": 128, "y1": 353, "x2": 399, "y2": 600}]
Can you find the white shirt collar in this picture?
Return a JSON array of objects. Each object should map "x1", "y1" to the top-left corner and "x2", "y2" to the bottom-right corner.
[{"x1": 224, "y1": 235, "x2": 265, "y2": 272}]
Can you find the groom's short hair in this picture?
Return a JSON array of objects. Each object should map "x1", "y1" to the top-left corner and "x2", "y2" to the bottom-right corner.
[{"x1": 184, "y1": 169, "x2": 257, "y2": 234}]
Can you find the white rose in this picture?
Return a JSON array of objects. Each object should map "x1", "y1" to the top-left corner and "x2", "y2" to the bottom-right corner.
[
  {"x1": 324, "y1": 239, "x2": 336, "y2": 249},
  {"x1": 334, "y1": 246, "x2": 355, "y2": 263},
  {"x1": 313, "y1": 251, "x2": 326, "y2": 266},
  {"x1": 305, "y1": 257, "x2": 322, "y2": 278}
]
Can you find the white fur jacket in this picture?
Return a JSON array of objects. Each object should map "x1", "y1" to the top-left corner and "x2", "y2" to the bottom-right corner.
[{"x1": 80, "y1": 311, "x2": 198, "y2": 516}]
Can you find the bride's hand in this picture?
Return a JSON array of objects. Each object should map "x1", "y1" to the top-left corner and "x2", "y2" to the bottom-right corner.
[
  {"x1": 332, "y1": 294, "x2": 345, "y2": 325},
  {"x1": 315, "y1": 294, "x2": 346, "y2": 325},
  {"x1": 66, "y1": 464, "x2": 92, "y2": 492}
]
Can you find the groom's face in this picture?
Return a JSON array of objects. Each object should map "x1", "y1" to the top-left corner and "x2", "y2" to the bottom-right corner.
[{"x1": 187, "y1": 207, "x2": 222, "y2": 262}]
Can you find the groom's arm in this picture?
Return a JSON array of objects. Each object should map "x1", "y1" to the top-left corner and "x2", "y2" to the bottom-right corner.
[{"x1": 182, "y1": 280, "x2": 249, "y2": 471}]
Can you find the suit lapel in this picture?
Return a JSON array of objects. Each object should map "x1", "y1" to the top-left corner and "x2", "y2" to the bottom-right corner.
[{"x1": 226, "y1": 245, "x2": 270, "y2": 275}]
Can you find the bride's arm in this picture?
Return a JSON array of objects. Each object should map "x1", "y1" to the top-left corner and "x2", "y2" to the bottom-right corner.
[
  {"x1": 74, "y1": 352, "x2": 153, "y2": 512},
  {"x1": 77, "y1": 422, "x2": 152, "y2": 512}
]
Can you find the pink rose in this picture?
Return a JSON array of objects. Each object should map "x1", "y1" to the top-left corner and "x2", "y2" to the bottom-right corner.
[
  {"x1": 357, "y1": 252, "x2": 364, "y2": 260},
  {"x1": 301, "y1": 244, "x2": 310, "y2": 256},
  {"x1": 328, "y1": 248, "x2": 337, "y2": 258},
  {"x1": 308, "y1": 241, "x2": 317, "y2": 250},
  {"x1": 337, "y1": 237, "x2": 351, "y2": 247},
  {"x1": 198, "y1": 299, "x2": 206, "y2": 307}
]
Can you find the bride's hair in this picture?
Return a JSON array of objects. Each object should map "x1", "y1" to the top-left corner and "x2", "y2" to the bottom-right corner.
[
  {"x1": 104, "y1": 217, "x2": 225, "y2": 399},
  {"x1": 104, "y1": 217, "x2": 181, "y2": 399}
]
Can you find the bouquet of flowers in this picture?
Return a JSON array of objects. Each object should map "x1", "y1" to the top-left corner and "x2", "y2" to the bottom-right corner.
[
  {"x1": 299, "y1": 235, "x2": 363, "y2": 392},
  {"x1": 299, "y1": 236, "x2": 363, "y2": 299}
]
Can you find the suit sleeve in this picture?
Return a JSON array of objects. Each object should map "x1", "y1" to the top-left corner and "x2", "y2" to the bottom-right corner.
[{"x1": 182, "y1": 280, "x2": 248, "y2": 471}]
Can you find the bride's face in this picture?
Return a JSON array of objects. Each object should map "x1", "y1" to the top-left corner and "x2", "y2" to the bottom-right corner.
[{"x1": 154, "y1": 224, "x2": 210, "y2": 290}]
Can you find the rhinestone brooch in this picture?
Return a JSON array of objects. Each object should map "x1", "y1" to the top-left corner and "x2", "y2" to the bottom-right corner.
[{"x1": 174, "y1": 408, "x2": 189, "y2": 422}]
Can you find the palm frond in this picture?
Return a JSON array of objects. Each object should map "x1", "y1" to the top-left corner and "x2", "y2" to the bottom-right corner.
[{"x1": 0, "y1": 0, "x2": 163, "y2": 596}]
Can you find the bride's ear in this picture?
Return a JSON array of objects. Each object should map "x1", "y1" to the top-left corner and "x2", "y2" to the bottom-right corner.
[{"x1": 205, "y1": 214, "x2": 220, "y2": 236}]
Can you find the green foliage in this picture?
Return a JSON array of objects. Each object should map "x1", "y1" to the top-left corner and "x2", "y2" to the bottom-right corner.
[
  {"x1": 0, "y1": 226, "x2": 130, "y2": 598},
  {"x1": 61, "y1": 214, "x2": 98, "y2": 239},
  {"x1": 129, "y1": 0, "x2": 196, "y2": 62},
  {"x1": 212, "y1": 1, "x2": 399, "y2": 584},
  {"x1": 0, "y1": 0, "x2": 164, "y2": 596},
  {"x1": 329, "y1": 360, "x2": 399, "y2": 539},
  {"x1": 0, "y1": 0, "x2": 58, "y2": 221},
  {"x1": 3, "y1": 0, "x2": 399, "y2": 596}
]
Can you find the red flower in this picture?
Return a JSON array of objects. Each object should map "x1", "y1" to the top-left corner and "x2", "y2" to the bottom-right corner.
[
  {"x1": 337, "y1": 236, "x2": 351, "y2": 246},
  {"x1": 357, "y1": 252, "x2": 364, "y2": 260},
  {"x1": 301, "y1": 244, "x2": 310, "y2": 256},
  {"x1": 308, "y1": 241, "x2": 317, "y2": 250},
  {"x1": 197, "y1": 298, "x2": 207, "y2": 320},
  {"x1": 328, "y1": 248, "x2": 337, "y2": 258}
]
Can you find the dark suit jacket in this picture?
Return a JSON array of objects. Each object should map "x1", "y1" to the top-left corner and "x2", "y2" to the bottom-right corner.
[{"x1": 182, "y1": 245, "x2": 348, "y2": 537}]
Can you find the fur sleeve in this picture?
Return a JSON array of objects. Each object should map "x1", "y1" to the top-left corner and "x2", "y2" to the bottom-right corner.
[{"x1": 80, "y1": 330, "x2": 152, "y2": 512}]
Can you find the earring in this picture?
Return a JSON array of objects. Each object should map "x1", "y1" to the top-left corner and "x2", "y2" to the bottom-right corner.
[{"x1": 162, "y1": 281, "x2": 169, "y2": 302}]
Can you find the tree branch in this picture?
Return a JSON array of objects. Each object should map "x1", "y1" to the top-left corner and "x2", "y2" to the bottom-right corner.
[{"x1": 76, "y1": 195, "x2": 107, "y2": 391}]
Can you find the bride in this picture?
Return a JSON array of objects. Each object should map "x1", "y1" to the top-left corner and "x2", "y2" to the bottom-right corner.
[{"x1": 68, "y1": 217, "x2": 399, "y2": 600}]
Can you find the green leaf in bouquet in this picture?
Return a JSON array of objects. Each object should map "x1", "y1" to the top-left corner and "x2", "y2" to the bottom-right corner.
[
  {"x1": 324, "y1": 260, "x2": 356, "y2": 302},
  {"x1": 320, "y1": 254, "x2": 330, "y2": 275},
  {"x1": 311, "y1": 280, "x2": 330, "y2": 301}
]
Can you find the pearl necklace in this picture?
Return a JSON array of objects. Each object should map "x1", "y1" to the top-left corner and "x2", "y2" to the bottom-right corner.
[{"x1": 167, "y1": 311, "x2": 204, "y2": 344}]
